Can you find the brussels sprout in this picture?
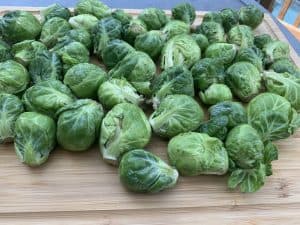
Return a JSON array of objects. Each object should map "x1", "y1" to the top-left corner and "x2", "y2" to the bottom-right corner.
[
  {"x1": 225, "y1": 62, "x2": 262, "y2": 102},
  {"x1": 200, "y1": 83, "x2": 232, "y2": 105},
  {"x1": 23, "y1": 80, "x2": 75, "y2": 118},
  {"x1": 202, "y1": 12, "x2": 222, "y2": 24},
  {"x1": 239, "y1": 5, "x2": 264, "y2": 29},
  {"x1": 138, "y1": 8, "x2": 168, "y2": 30},
  {"x1": 0, "y1": 93, "x2": 24, "y2": 143},
  {"x1": 235, "y1": 47, "x2": 264, "y2": 72},
  {"x1": 122, "y1": 19, "x2": 147, "y2": 45},
  {"x1": 64, "y1": 63, "x2": 107, "y2": 99},
  {"x1": 55, "y1": 29, "x2": 92, "y2": 50},
  {"x1": 56, "y1": 99, "x2": 104, "y2": 151},
  {"x1": 41, "y1": 3, "x2": 71, "y2": 22},
  {"x1": 150, "y1": 65, "x2": 194, "y2": 108},
  {"x1": 220, "y1": 8, "x2": 239, "y2": 32},
  {"x1": 0, "y1": 60, "x2": 29, "y2": 94},
  {"x1": 29, "y1": 50, "x2": 62, "y2": 84},
  {"x1": 101, "y1": 39, "x2": 135, "y2": 69},
  {"x1": 14, "y1": 112, "x2": 56, "y2": 166},
  {"x1": 0, "y1": 10, "x2": 41, "y2": 44},
  {"x1": 108, "y1": 51, "x2": 156, "y2": 96},
  {"x1": 135, "y1": 31, "x2": 165, "y2": 59},
  {"x1": 112, "y1": 9, "x2": 132, "y2": 25},
  {"x1": 270, "y1": 58, "x2": 300, "y2": 77},
  {"x1": 227, "y1": 25, "x2": 254, "y2": 48},
  {"x1": 119, "y1": 149, "x2": 178, "y2": 193},
  {"x1": 198, "y1": 117, "x2": 229, "y2": 141},
  {"x1": 161, "y1": 20, "x2": 190, "y2": 40},
  {"x1": 191, "y1": 33, "x2": 209, "y2": 52},
  {"x1": 171, "y1": 3, "x2": 196, "y2": 24},
  {"x1": 263, "y1": 40, "x2": 290, "y2": 65},
  {"x1": 98, "y1": 78, "x2": 143, "y2": 109},
  {"x1": 100, "y1": 103, "x2": 151, "y2": 165},
  {"x1": 0, "y1": 40, "x2": 12, "y2": 62},
  {"x1": 161, "y1": 34, "x2": 200, "y2": 70},
  {"x1": 68, "y1": 14, "x2": 99, "y2": 32},
  {"x1": 195, "y1": 21, "x2": 225, "y2": 44},
  {"x1": 12, "y1": 40, "x2": 47, "y2": 66},
  {"x1": 168, "y1": 132, "x2": 229, "y2": 176},
  {"x1": 254, "y1": 34, "x2": 273, "y2": 49},
  {"x1": 205, "y1": 43, "x2": 237, "y2": 65},
  {"x1": 75, "y1": 0, "x2": 110, "y2": 19},
  {"x1": 248, "y1": 93, "x2": 300, "y2": 141},
  {"x1": 191, "y1": 58, "x2": 225, "y2": 91},
  {"x1": 149, "y1": 94, "x2": 204, "y2": 138}
]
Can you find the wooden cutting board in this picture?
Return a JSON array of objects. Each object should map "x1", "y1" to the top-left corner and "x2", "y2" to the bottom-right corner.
[{"x1": 0, "y1": 7, "x2": 300, "y2": 225}]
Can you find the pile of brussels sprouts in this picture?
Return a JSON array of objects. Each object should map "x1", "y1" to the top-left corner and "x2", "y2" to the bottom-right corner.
[{"x1": 0, "y1": 0, "x2": 300, "y2": 193}]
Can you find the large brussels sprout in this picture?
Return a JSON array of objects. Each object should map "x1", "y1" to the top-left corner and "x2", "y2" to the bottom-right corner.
[
  {"x1": 191, "y1": 33, "x2": 209, "y2": 52},
  {"x1": 270, "y1": 58, "x2": 300, "y2": 77},
  {"x1": 0, "y1": 11, "x2": 41, "y2": 44},
  {"x1": 196, "y1": 21, "x2": 225, "y2": 44},
  {"x1": 161, "y1": 34, "x2": 200, "y2": 70},
  {"x1": 200, "y1": 83, "x2": 232, "y2": 105},
  {"x1": 202, "y1": 12, "x2": 222, "y2": 24},
  {"x1": 55, "y1": 29, "x2": 92, "y2": 50},
  {"x1": 98, "y1": 78, "x2": 143, "y2": 109},
  {"x1": 64, "y1": 63, "x2": 107, "y2": 99},
  {"x1": 41, "y1": 3, "x2": 71, "y2": 22},
  {"x1": 0, "y1": 40, "x2": 12, "y2": 62},
  {"x1": 171, "y1": 3, "x2": 196, "y2": 24},
  {"x1": 0, "y1": 60, "x2": 29, "y2": 94},
  {"x1": 23, "y1": 80, "x2": 75, "y2": 118},
  {"x1": 227, "y1": 25, "x2": 254, "y2": 48},
  {"x1": 100, "y1": 103, "x2": 151, "y2": 165},
  {"x1": 254, "y1": 34, "x2": 273, "y2": 49},
  {"x1": 263, "y1": 40, "x2": 290, "y2": 65},
  {"x1": 119, "y1": 149, "x2": 178, "y2": 193},
  {"x1": 122, "y1": 19, "x2": 147, "y2": 45},
  {"x1": 162, "y1": 20, "x2": 190, "y2": 40},
  {"x1": 168, "y1": 132, "x2": 229, "y2": 176},
  {"x1": 0, "y1": 93, "x2": 24, "y2": 143},
  {"x1": 205, "y1": 43, "x2": 237, "y2": 65},
  {"x1": 138, "y1": 8, "x2": 168, "y2": 30},
  {"x1": 112, "y1": 9, "x2": 132, "y2": 25},
  {"x1": 239, "y1": 5, "x2": 264, "y2": 29},
  {"x1": 225, "y1": 62, "x2": 262, "y2": 102},
  {"x1": 235, "y1": 47, "x2": 264, "y2": 72},
  {"x1": 108, "y1": 51, "x2": 156, "y2": 96},
  {"x1": 68, "y1": 14, "x2": 99, "y2": 32},
  {"x1": 14, "y1": 112, "x2": 56, "y2": 166},
  {"x1": 75, "y1": 0, "x2": 110, "y2": 19},
  {"x1": 220, "y1": 8, "x2": 239, "y2": 32},
  {"x1": 56, "y1": 99, "x2": 104, "y2": 151},
  {"x1": 149, "y1": 94, "x2": 204, "y2": 138}
]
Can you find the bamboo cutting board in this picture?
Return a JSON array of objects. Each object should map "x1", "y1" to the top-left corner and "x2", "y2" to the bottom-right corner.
[{"x1": 0, "y1": 7, "x2": 300, "y2": 225}]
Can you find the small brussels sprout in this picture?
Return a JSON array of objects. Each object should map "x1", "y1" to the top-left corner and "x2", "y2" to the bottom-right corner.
[
  {"x1": 12, "y1": 40, "x2": 47, "y2": 66},
  {"x1": 41, "y1": 3, "x2": 71, "y2": 22},
  {"x1": 227, "y1": 25, "x2": 254, "y2": 48},
  {"x1": 263, "y1": 40, "x2": 290, "y2": 65},
  {"x1": 23, "y1": 80, "x2": 75, "y2": 118},
  {"x1": 254, "y1": 34, "x2": 273, "y2": 49},
  {"x1": 14, "y1": 112, "x2": 56, "y2": 166},
  {"x1": 202, "y1": 12, "x2": 222, "y2": 24},
  {"x1": 57, "y1": 99, "x2": 104, "y2": 151},
  {"x1": 168, "y1": 132, "x2": 229, "y2": 176},
  {"x1": 122, "y1": 19, "x2": 147, "y2": 45},
  {"x1": 98, "y1": 78, "x2": 143, "y2": 109},
  {"x1": 225, "y1": 62, "x2": 262, "y2": 102},
  {"x1": 69, "y1": 14, "x2": 99, "y2": 32},
  {"x1": 134, "y1": 31, "x2": 165, "y2": 59},
  {"x1": 138, "y1": 8, "x2": 168, "y2": 30},
  {"x1": 161, "y1": 34, "x2": 200, "y2": 70},
  {"x1": 101, "y1": 39, "x2": 135, "y2": 69},
  {"x1": 149, "y1": 94, "x2": 204, "y2": 138},
  {"x1": 119, "y1": 149, "x2": 178, "y2": 193},
  {"x1": 0, "y1": 10, "x2": 41, "y2": 44},
  {"x1": 198, "y1": 117, "x2": 229, "y2": 141},
  {"x1": 64, "y1": 63, "x2": 107, "y2": 99},
  {"x1": 111, "y1": 9, "x2": 132, "y2": 25},
  {"x1": 200, "y1": 83, "x2": 232, "y2": 105},
  {"x1": 100, "y1": 103, "x2": 151, "y2": 165},
  {"x1": 161, "y1": 20, "x2": 190, "y2": 40},
  {"x1": 109, "y1": 51, "x2": 156, "y2": 96},
  {"x1": 0, "y1": 60, "x2": 29, "y2": 94},
  {"x1": 195, "y1": 21, "x2": 225, "y2": 44},
  {"x1": 269, "y1": 58, "x2": 300, "y2": 77},
  {"x1": 220, "y1": 8, "x2": 239, "y2": 32},
  {"x1": 191, "y1": 58, "x2": 225, "y2": 91},
  {"x1": 239, "y1": 5, "x2": 264, "y2": 29},
  {"x1": 0, "y1": 93, "x2": 24, "y2": 143},
  {"x1": 191, "y1": 33, "x2": 209, "y2": 52},
  {"x1": 235, "y1": 47, "x2": 264, "y2": 72},
  {"x1": 56, "y1": 29, "x2": 92, "y2": 50},
  {"x1": 75, "y1": 0, "x2": 110, "y2": 19},
  {"x1": 0, "y1": 40, "x2": 12, "y2": 62},
  {"x1": 171, "y1": 3, "x2": 196, "y2": 24},
  {"x1": 205, "y1": 43, "x2": 237, "y2": 65}
]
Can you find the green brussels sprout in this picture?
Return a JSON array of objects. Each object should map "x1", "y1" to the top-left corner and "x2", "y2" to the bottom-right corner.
[
  {"x1": 248, "y1": 93, "x2": 300, "y2": 141},
  {"x1": 111, "y1": 9, "x2": 132, "y2": 25},
  {"x1": 269, "y1": 58, "x2": 300, "y2": 77},
  {"x1": 220, "y1": 8, "x2": 239, "y2": 32},
  {"x1": 0, "y1": 10, "x2": 41, "y2": 44},
  {"x1": 100, "y1": 103, "x2": 151, "y2": 165},
  {"x1": 98, "y1": 78, "x2": 143, "y2": 109},
  {"x1": 254, "y1": 34, "x2": 273, "y2": 49},
  {"x1": 119, "y1": 149, "x2": 178, "y2": 193},
  {"x1": 101, "y1": 39, "x2": 135, "y2": 69},
  {"x1": 134, "y1": 31, "x2": 165, "y2": 59},
  {"x1": 14, "y1": 112, "x2": 56, "y2": 166},
  {"x1": 75, "y1": 0, "x2": 110, "y2": 19},
  {"x1": 205, "y1": 43, "x2": 237, "y2": 65},
  {"x1": 195, "y1": 21, "x2": 225, "y2": 44},
  {"x1": 200, "y1": 83, "x2": 232, "y2": 105},
  {"x1": 149, "y1": 94, "x2": 204, "y2": 138},
  {"x1": 161, "y1": 34, "x2": 200, "y2": 70},
  {"x1": 68, "y1": 14, "x2": 99, "y2": 32},
  {"x1": 191, "y1": 58, "x2": 225, "y2": 91},
  {"x1": 168, "y1": 132, "x2": 229, "y2": 176},
  {"x1": 12, "y1": 40, "x2": 47, "y2": 66},
  {"x1": 202, "y1": 12, "x2": 222, "y2": 24},
  {"x1": 108, "y1": 51, "x2": 156, "y2": 96},
  {"x1": 161, "y1": 20, "x2": 190, "y2": 40},
  {"x1": 122, "y1": 19, "x2": 147, "y2": 45},
  {"x1": 239, "y1": 5, "x2": 264, "y2": 29},
  {"x1": 138, "y1": 8, "x2": 168, "y2": 30},
  {"x1": 23, "y1": 80, "x2": 75, "y2": 118},
  {"x1": 0, "y1": 40, "x2": 12, "y2": 62},
  {"x1": 0, "y1": 60, "x2": 29, "y2": 94},
  {"x1": 198, "y1": 117, "x2": 229, "y2": 141},
  {"x1": 225, "y1": 62, "x2": 262, "y2": 102},
  {"x1": 64, "y1": 63, "x2": 107, "y2": 99},
  {"x1": 171, "y1": 2, "x2": 196, "y2": 24},
  {"x1": 191, "y1": 33, "x2": 209, "y2": 52},
  {"x1": 227, "y1": 25, "x2": 254, "y2": 48},
  {"x1": 29, "y1": 50, "x2": 62, "y2": 84},
  {"x1": 56, "y1": 99, "x2": 104, "y2": 151},
  {"x1": 55, "y1": 29, "x2": 92, "y2": 50},
  {"x1": 41, "y1": 3, "x2": 71, "y2": 22},
  {"x1": 0, "y1": 93, "x2": 24, "y2": 143},
  {"x1": 263, "y1": 40, "x2": 290, "y2": 65},
  {"x1": 235, "y1": 47, "x2": 264, "y2": 72}
]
